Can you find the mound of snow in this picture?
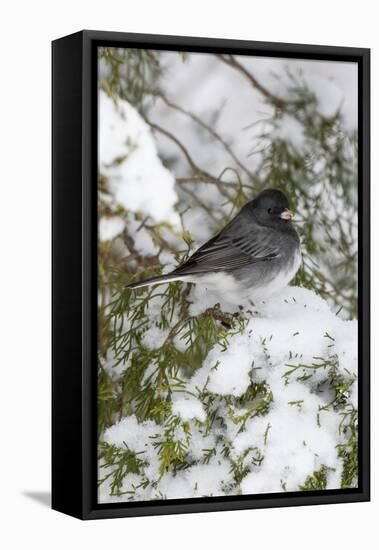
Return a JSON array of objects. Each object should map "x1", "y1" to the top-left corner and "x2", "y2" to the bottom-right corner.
[
  {"x1": 100, "y1": 286, "x2": 357, "y2": 501},
  {"x1": 99, "y1": 216, "x2": 125, "y2": 241},
  {"x1": 99, "y1": 90, "x2": 180, "y2": 226}
]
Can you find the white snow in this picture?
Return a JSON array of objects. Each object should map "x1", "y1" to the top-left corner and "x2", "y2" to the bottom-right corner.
[
  {"x1": 103, "y1": 415, "x2": 164, "y2": 484},
  {"x1": 271, "y1": 114, "x2": 306, "y2": 151},
  {"x1": 239, "y1": 374, "x2": 342, "y2": 493},
  {"x1": 152, "y1": 53, "x2": 357, "y2": 181},
  {"x1": 103, "y1": 415, "x2": 163, "y2": 451},
  {"x1": 125, "y1": 215, "x2": 159, "y2": 257},
  {"x1": 99, "y1": 90, "x2": 180, "y2": 226},
  {"x1": 99, "y1": 286, "x2": 357, "y2": 501},
  {"x1": 99, "y1": 215, "x2": 125, "y2": 241},
  {"x1": 98, "y1": 51, "x2": 358, "y2": 503},
  {"x1": 188, "y1": 337, "x2": 253, "y2": 397},
  {"x1": 171, "y1": 394, "x2": 206, "y2": 422},
  {"x1": 187, "y1": 424, "x2": 217, "y2": 461},
  {"x1": 156, "y1": 460, "x2": 233, "y2": 498},
  {"x1": 141, "y1": 323, "x2": 170, "y2": 350}
]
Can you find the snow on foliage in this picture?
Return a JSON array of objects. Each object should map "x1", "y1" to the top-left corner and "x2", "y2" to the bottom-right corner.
[
  {"x1": 97, "y1": 49, "x2": 358, "y2": 503},
  {"x1": 171, "y1": 394, "x2": 207, "y2": 422},
  {"x1": 271, "y1": 114, "x2": 306, "y2": 152},
  {"x1": 99, "y1": 216, "x2": 125, "y2": 241},
  {"x1": 99, "y1": 286, "x2": 357, "y2": 502},
  {"x1": 99, "y1": 90, "x2": 180, "y2": 226}
]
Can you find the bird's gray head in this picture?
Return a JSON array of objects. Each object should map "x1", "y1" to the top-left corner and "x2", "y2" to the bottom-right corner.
[{"x1": 247, "y1": 189, "x2": 294, "y2": 228}]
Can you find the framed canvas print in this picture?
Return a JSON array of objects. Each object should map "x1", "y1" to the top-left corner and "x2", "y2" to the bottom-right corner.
[{"x1": 52, "y1": 30, "x2": 370, "y2": 520}]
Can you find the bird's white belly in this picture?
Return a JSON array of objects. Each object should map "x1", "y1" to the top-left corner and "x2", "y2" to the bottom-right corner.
[
  {"x1": 183, "y1": 248, "x2": 302, "y2": 305},
  {"x1": 249, "y1": 248, "x2": 302, "y2": 302},
  {"x1": 182, "y1": 271, "x2": 245, "y2": 303}
]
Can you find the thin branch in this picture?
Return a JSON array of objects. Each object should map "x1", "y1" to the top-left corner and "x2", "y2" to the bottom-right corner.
[
  {"x1": 217, "y1": 54, "x2": 303, "y2": 110},
  {"x1": 176, "y1": 177, "x2": 235, "y2": 203},
  {"x1": 151, "y1": 91, "x2": 257, "y2": 181},
  {"x1": 179, "y1": 185, "x2": 221, "y2": 225},
  {"x1": 143, "y1": 118, "x2": 213, "y2": 179}
]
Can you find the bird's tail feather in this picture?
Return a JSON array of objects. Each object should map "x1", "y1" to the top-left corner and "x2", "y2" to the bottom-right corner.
[{"x1": 127, "y1": 272, "x2": 185, "y2": 290}]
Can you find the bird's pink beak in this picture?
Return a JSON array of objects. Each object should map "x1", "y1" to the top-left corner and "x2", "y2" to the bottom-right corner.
[{"x1": 280, "y1": 208, "x2": 294, "y2": 220}]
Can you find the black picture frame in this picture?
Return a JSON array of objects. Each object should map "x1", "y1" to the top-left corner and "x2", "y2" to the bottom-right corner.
[{"x1": 52, "y1": 30, "x2": 370, "y2": 520}]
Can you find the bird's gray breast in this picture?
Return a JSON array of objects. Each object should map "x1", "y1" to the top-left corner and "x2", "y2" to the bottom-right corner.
[{"x1": 233, "y1": 233, "x2": 301, "y2": 301}]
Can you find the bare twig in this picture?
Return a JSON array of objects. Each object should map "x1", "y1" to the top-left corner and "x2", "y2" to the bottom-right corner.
[
  {"x1": 151, "y1": 91, "x2": 257, "y2": 181},
  {"x1": 176, "y1": 177, "x2": 235, "y2": 203},
  {"x1": 217, "y1": 54, "x2": 303, "y2": 110},
  {"x1": 144, "y1": 118, "x2": 213, "y2": 179},
  {"x1": 179, "y1": 185, "x2": 221, "y2": 224}
]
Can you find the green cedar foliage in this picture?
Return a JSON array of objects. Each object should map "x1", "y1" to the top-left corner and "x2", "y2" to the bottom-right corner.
[{"x1": 97, "y1": 48, "x2": 358, "y2": 500}]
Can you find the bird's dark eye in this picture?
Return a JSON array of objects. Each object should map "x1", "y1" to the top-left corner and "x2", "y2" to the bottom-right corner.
[{"x1": 267, "y1": 208, "x2": 273, "y2": 214}]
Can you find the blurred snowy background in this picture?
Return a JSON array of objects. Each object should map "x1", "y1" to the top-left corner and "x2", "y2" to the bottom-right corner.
[{"x1": 97, "y1": 48, "x2": 358, "y2": 502}]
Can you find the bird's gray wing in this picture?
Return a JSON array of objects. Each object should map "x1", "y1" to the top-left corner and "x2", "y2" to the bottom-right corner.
[{"x1": 174, "y1": 215, "x2": 279, "y2": 276}]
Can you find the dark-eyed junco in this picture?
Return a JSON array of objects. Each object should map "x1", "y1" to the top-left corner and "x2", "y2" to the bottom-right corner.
[{"x1": 128, "y1": 189, "x2": 301, "y2": 305}]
